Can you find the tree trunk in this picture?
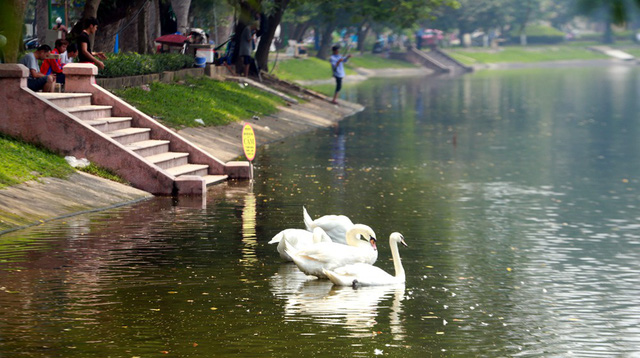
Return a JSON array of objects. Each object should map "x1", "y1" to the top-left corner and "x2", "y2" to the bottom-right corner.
[
  {"x1": 148, "y1": 0, "x2": 161, "y2": 51},
  {"x1": 255, "y1": 0, "x2": 289, "y2": 71},
  {"x1": 36, "y1": 0, "x2": 48, "y2": 44},
  {"x1": 0, "y1": 0, "x2": 29, "y2": 63},
  {"x1": 603, "y1": 19, "x2": 614, "y2": 44},
  {"x1": 82, "y1": 0, "x2": 101, "y2": 18},
  {"x1": 357, "y1": 22, "x2": 370, "y2": 54},
  {"x1": 137, "y1": 1, "x2": 148, "y2": 54},
  {"x1": 170, "y1": 0, "x2": 192, "y2": 34},
  {"x1": 316, "y1": 21, "x2": 335, "y2": 60},
  {"x1": 292, "y1": 22, "x2": 310, "y2": 42}
]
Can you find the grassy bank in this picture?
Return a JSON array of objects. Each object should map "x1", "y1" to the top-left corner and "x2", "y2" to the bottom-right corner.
[
  {"x1": 444, "y1": 45, "x2": 610, "y2": 65},
  {"x1": 271, "y1": 53, "x2": 418, "y2": 82},
  {"x1": 114, "y1": 77, "x2": 285, "y2": 128},
  {"x1": 0, "y1": 134, "x2": 74, "y2": 189}
]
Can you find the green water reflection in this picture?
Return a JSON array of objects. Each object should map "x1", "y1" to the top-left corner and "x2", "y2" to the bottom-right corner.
[{"x1": 1, "y1": 65, "x2": 640, "y2": 357}]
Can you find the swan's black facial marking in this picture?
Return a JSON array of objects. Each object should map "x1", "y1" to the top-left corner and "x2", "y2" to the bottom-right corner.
[
  {"x1": 369, "y1": 237, "x2": 377, "y2": 250},
  {"x1": 398, "y1": 234, "x2": 408, "y2": 247}
]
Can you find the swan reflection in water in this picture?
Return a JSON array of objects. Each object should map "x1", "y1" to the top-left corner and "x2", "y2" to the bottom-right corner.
[{"x1": 269, "y1": 265, "x2": 406, "y2": 338}]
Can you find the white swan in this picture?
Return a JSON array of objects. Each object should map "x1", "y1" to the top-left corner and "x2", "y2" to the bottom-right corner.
[
  {"x1": 303, "y1": 206, "x2": 355, "y2": 244},
  {"x1": 268, "y1": 227, "x2": 332, "y2": 261},
  {"x1": 323, "y1": 232, "x2": 408, "y2": 286},
  {"x1": 286, "y1": 224, "x2": 378, "y2": 278}
]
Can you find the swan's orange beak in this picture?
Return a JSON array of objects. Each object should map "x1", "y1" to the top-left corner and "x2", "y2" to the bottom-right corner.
[{"x1": 370, "y1": 237, "x2": 377, "y2": 250}]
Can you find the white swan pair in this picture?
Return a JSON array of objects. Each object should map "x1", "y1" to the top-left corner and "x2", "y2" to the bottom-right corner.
[
  {"x1": 271, "y1": 207, "x2": 408, "y2": 286},
  {"x1": 324, "y1": 232, "x2": 408, "y2": 287},
  {"x1": 285, "y1": 224, "x2": 378, "y2": 278},
  {"x1": 303, "y1": 206, "x2": 354, "y2": 244},
  {"x1": 268, "y1": 227, "x2": 332, "y2": 261}
]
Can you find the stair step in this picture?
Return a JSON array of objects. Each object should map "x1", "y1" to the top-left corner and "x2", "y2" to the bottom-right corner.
[
  {"x1": 66, "y1": 105, "x2": 113, "y2": 121},
  {"x1": 126, "y1": 139, "x2": 171, "y2": 157},
  {"x1": 166, "y1": 164, "x2": 209, "y2": 177},
  {"x1": 86, "y1": 117, "x2": 132, "y2": 132},
  {"x1": 38, "y1": 92, "x2": 93, "y2": 108},
  {"x1": 107, "y1": 127, "x2": 151, "y2": 145},
  {"x1": 203, "y1": 175, "x2": 228, "y2": 186},
  {"x1": 146, "y1": 151, "x2": 190, "y2": 169}
]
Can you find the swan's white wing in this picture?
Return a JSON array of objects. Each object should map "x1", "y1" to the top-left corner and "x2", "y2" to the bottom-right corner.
[
  {"x1": 302, "y1": 207, "x2": 354, "y2": 244},
  {"x1": 327, "y1": 263, "x2": 399, "y2": 286}
]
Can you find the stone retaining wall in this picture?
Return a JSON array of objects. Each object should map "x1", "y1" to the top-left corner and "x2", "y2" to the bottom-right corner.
[{"x1": 96, "y1": 65, "x2": 229, "y2": 90}]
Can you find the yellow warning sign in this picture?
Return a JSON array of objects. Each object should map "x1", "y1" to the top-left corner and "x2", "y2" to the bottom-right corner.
[{"x1": 242, "y1": 124, "x2": 256, "y2": 161}]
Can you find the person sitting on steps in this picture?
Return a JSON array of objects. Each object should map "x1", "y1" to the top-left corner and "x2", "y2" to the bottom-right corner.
[{"x1": 19, "y1": 45, "x2": 56, "y2": 92}]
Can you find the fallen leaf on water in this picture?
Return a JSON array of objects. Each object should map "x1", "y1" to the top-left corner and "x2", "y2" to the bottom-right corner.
[
  {"x1": 210, "y1": 307, "x2": 218, "y2": 311},
  {"x1": 150, "y1": 309, "x2": 160, "y2": 311},
  {"x1": 506, "y1": 267, "x2": 512, "y2": 272}
]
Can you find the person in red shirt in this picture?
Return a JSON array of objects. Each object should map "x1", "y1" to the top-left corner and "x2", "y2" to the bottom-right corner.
[{"x1": 40, "y1": 39, "x2": 68, "y2": 84}]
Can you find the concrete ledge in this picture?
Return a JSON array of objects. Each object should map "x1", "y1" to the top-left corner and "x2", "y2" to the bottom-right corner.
[
  {"x1": 174, "y1": 175, "x2": 206, "y2": 195},
  {"x1": 96, "y1": 67, "x2": 206, "y2": 89},
  {"x1": 0, "y1": 64, "x2": 29, "y2": 78},
  {"x1": 64, "y1": 63, "x2": 98, "y2": 75},
  {"x1": 226, "y1": 161, "x2": 253, "y2": 179}
]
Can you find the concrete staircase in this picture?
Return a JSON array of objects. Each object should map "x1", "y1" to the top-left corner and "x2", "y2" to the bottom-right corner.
[
  {"x1": 406, "y1": 47, "x2": 473, "y2": 73},
  {"x1": 0, "y1": 63, "x2": 252, "y2": 196},
  {"x1": 39, "y1": 91, "x2": 228, "y2": 186}
]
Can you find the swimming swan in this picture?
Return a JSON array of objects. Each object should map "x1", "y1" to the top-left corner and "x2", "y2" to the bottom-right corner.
[
  {"x1": 285, "y1": 224, "x2": 378, "y2": 278},
  {"x1": 269, "y1": 227, "x2": 332, "y2": 261},
  {"x1": 323, "y1": 232, "x2": 408, "y2": 286},
  {"x1": 303, "y1": 206, "x2": 355, "y2": 244}
]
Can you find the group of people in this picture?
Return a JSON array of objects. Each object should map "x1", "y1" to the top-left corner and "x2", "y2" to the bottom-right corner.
[{"x1": 19, "y1": 17, "x2": 106, "y2": 92}]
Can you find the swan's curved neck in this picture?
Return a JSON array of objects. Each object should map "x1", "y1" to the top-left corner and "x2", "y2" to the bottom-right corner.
[
  {"x1": 390, "y1": 238, "x2": 405, "y2": 280},
  {"x1": 345, "y1": 228, "x2": 366, "y2": 246}
]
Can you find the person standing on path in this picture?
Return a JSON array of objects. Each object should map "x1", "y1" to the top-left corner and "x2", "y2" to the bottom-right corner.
[
  {"x1": 77, "y1": 17, "x2": 106, "y2": 70},
  {"x1": 239, "y1": 22, "x2": 257, "y2": 77},
  {"x1": 330, "y1": 45, "x2": 351, "y2": 104}
]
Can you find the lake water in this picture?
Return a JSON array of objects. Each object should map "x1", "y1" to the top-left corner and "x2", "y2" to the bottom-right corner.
[{"x1": 2, "y1": 64, "x2": 640, "y2": 357}]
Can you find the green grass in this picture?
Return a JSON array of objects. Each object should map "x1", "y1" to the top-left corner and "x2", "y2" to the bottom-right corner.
[
  {"x1": 271, "y1": 56, "x2": 356, "y2": 82},
  {"x1": 347, "y1": 54, "x2": 419, "y2": 69},
  {"x1": 271, "y1": 53, "x2": 418, "y2": 82},
  {"x1": 0, "y1": 134, "x2": 74, "y2": 189},
  {"x1": 78, "y1": 164, "x2": 128, "y2": 184},
  {"x1": 114, "y1": 77, "x2": 285, "y2": 128},
  {"x1": 444, "y1": 46, "x2": 610, "y2": 65}
]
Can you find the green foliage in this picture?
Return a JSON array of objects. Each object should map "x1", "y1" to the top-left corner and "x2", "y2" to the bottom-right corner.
[
  {"x1": 0, "y1": 134, "x2": 74, "y2": 189},
  {"x1": 77, "y1": 164, "x2": 128, "y2": 184},
  {"x1": 98, "y1": 53, "x2": 195, "y2": 78},
  {"x1": 114, "y1": 77, "x2": 285, "y2": 128}
]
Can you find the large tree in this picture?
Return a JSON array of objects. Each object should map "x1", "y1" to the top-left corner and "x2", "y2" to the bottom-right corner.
[
  {"x1": 171, "y1": 0, "x2": 192, "y2": 34},
  {"x1": 577, "y1": 0, "x2": 640, "y2": 43},
  {"x1": 0, "y1": 0, "x2": 29, "y2": 63},
  {"x1": 255, "y1": 0, "x2": 290, "y2": 71}
]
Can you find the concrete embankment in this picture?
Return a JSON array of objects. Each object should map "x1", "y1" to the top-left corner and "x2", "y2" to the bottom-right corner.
[
  {"x1": 0, "y1": 63, "x2": 438, "y2": 234},
  {"x1": 0, "y1": 92, "x2": 363, "y2": 234}
]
